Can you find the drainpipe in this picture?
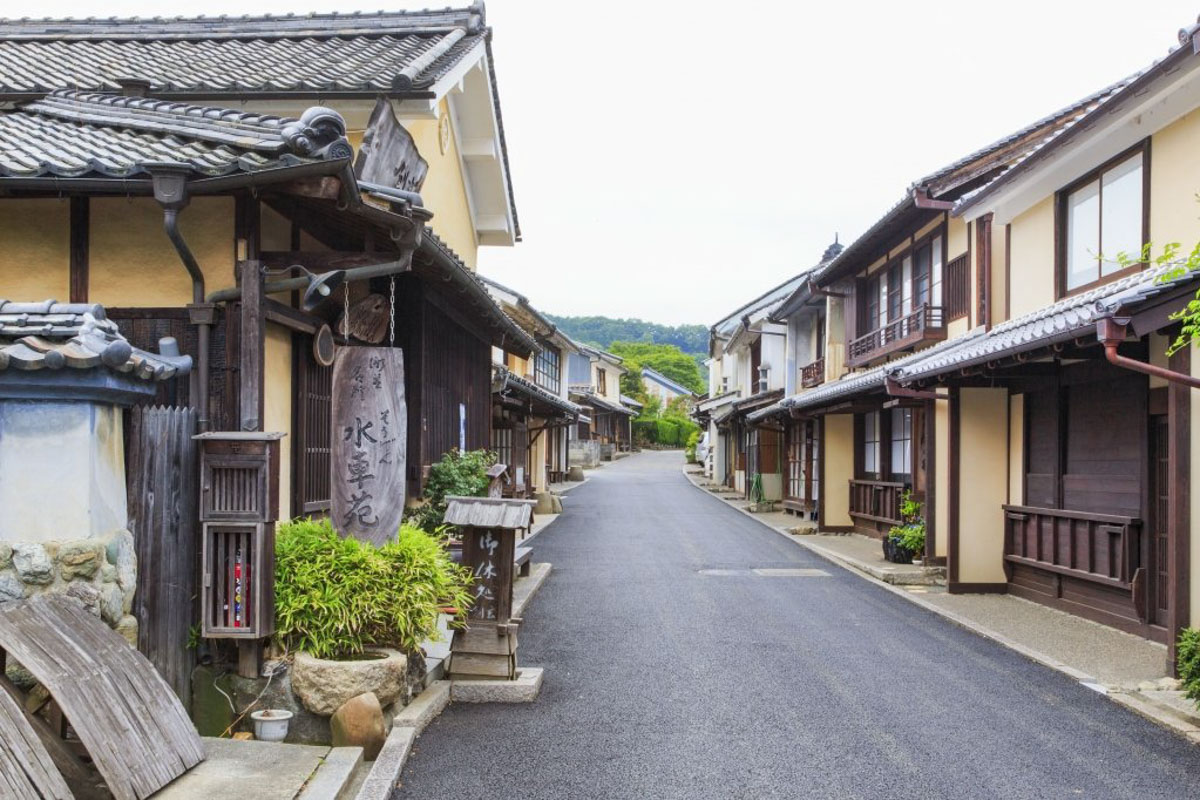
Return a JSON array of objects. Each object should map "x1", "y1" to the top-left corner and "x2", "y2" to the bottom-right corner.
[
  {"x1": 1097, "y1": 316, "x2": 1200, "y2": 389},
  {"x1": 150, "y1": 163, "x2": 212, "y2": 431}
]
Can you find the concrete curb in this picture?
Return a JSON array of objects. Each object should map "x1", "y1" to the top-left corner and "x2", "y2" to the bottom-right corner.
[
  {"x1": 298, "y1": 746, "x2": 363, "y2": 800},
  {"x1": 513, "y1": 562, "x2": 552, "y2": 619},
  {"x1": 353, "y1": 726, "x2": 414, "y2": 800},
  {"x1": 350, "y1": 679, "x2": 453, "y2": 799},
  {"x1": 679, "y1": 465, "x2": 1199, "y2": 743}
]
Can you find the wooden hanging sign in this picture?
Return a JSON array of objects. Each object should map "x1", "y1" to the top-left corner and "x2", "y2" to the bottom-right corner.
[{"x1": 331, "y1": 347, "x2": 407, "y2": 545}]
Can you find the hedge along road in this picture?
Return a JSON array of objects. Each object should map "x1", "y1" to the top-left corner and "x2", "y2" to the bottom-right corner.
[{"x1": 394, "y1": 450, "x2": 1200, "y2": 800}]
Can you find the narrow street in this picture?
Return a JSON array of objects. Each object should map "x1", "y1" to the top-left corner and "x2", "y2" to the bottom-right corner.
[{"x1": 396, "y1": 451, "x2": 1200, "y2": 799}]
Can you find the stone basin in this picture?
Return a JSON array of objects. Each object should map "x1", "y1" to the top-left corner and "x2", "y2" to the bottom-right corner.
[{"x1": 290, "y1": 648, "x2": 407, "y2": 716}]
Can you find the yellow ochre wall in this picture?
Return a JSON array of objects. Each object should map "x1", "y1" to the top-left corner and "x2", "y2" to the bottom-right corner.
[
  {"x1": 348, "y1": 98, "x2": 479, "y2": 270},
  {"x1": 90, "y1": 197, "x2": 235, "y2": 307},
  {"x1": 1005, "y1": 197, "x2": 1055, "y2": 319},
  {"x1": 0, "y1": 199, "x2": 70, "y2": 300},
  {"x1": 1151, "y1": 108, "x2": 1200, "y2": 248},
  {"x1": 822, "y1": 414, "x2": 854, "y2": 528},
  {"x1": 991, "y1": 222, "x2": 1008, "y2": 325},
  {"x1": 264, "y1": 323, "x2": 293, "y2": 521},
  {"x1": 955, "y1": 388, "x2": 1009, "y2": 585}
]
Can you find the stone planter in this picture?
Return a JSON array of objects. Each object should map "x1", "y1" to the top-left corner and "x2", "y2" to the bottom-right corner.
[{"x1": 291, "y1": 649, "x2": 407, "y2": 716}]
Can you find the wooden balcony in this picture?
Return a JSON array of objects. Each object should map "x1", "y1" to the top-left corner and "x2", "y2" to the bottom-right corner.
[
  {"x1": 848, "y1": 479, "x2": 905, "y2": 526},
  {"x1": 1002, "y1": 505, "x2": 1141, "y2": 590},
  {"x1": 800, "y1": 357, "x2": 825, "y2": 389},
  {"x1": 847, "y1": 304, "x2": 946, "y2": 368}
]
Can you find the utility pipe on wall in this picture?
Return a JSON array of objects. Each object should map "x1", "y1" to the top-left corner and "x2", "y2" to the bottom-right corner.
[
  {"x1": 1097, "y1": 316, "x2": 1200, "y2": 389},
  {"x1": 151, "y1": 164, "x2": 212, "y2": 431}
]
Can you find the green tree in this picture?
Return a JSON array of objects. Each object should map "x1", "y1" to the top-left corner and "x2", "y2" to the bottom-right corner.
[{"x1": 607, "y1": 341, "x2": 705, "y2": 394}]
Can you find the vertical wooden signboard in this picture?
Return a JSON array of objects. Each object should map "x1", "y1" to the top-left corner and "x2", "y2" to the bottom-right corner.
[
  {"x1": 462, "y1": 527, "x2": 516, "y2": 623},
  {"x1": 332, "y1": 347, "x2": 407, "y2": 545}
]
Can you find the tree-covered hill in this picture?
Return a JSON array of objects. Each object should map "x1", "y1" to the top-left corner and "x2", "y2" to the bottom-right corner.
[{"x1": 545, "y1": 315, "x2": 708, "y2": 356}]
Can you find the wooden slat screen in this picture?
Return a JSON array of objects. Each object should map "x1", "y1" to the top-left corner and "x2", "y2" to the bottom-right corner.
[
  {"x1": 295, "y1": 338, "x2": 333, "y2": 515},
  {"x1": 944, "y1": 254, "x2": 970, "y2": 321}
]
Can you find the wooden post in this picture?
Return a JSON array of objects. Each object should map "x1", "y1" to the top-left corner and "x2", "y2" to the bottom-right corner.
[
  {"x1": 1168, "y1": 346, "x2": 1191, "y2": 675},
  {"x1": 239, "y1": 259, "x2": 265, "y2": 433},
  {"x1": 238, "y1": 259, "x2": 264, "y2": 677}
]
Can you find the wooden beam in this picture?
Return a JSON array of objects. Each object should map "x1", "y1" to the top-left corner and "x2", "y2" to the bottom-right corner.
[
  {"x1": 263, "y1": 297, "x2": 323, "y2": 335},
  {"x1": 69, "y1": 197, "x2": 89, "y2": 303},
  {"x1": 260, "y1": 250, "x2": 404, "y2": 271}
]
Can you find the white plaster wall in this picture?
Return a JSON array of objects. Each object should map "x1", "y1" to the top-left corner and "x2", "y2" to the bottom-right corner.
[{"x1": 0, "y1": 401, "x2": 127, "y2": 542}]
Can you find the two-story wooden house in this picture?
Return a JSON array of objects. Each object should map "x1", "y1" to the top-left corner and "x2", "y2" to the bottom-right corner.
[
  {"x1": 753, "y1": 22, "x2": 1200, "y2": 667},
  {"x1": 0, "y1": 6, "x2": 527, "y2": 512},
  {"x1": 0, "y1": 6, "x2": 537, "y2": 682},
  {"x1": 880, "y1": 23, "x2": 1200, "y2": 662},
  {"x1": 704, "y1": 275, "x2": 804, "y2": 498},
  {"x1": 568, "y1": 345, "x2": 635, "y2": 459},
  {"x1": 481, "y1": 276, "x2": 582, "y2": 497}
]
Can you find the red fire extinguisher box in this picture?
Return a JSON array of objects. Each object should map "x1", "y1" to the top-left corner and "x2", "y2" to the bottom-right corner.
[{"x1": 195, "y1": 432, "x2": 284, "y2": 640}]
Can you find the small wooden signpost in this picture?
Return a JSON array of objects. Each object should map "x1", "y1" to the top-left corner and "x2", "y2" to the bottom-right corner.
[
  {"x1": 331, "y1": 347, "x2": 407, "y2": 545},
  {"x1": 444, "y1": 496, "x2": 536, "y2": 680}
]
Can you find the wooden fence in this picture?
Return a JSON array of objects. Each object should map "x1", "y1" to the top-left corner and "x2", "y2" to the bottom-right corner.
[{"x1": 127, "y1": 405, "x2": 198, "y2": 708}]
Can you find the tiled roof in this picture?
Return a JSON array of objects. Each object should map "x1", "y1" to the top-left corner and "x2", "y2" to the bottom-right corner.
[
  {"x1": 641, "y1": 367, "x2": 695, "y2": 397},
  {"x1": 712, "y1": 272, "x2": 808, "y2": 337},
  {"x1": 493, "y1": 365, "x2": 581, "y2": 419},
  {"x1": 890, "y1": 263, "x2": 1200, "y2": 385},
  {"x1": 0, "y1": 8, "x2": 486, "y2": 97},
  {"x1": 0, "y1": 300, "x2": 191, "y2": 381},
  {"x1": 571, "y1": 391, "x2": 637, "y2": 417},
  {"x1": 443, "y1": 495, "x2": 534, "y2": 529},
  {"x1": 0, "y1": 90, "x2": 350, "y2": 179}
]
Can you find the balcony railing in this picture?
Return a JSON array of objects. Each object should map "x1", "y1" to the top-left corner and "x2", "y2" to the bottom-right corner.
[
  {"x1": 848, "y1": 479, "x2": 905, "y2": 526},
  {"x1": 800, "y1": 358, "x2": 825, "y2": 389},
  {"x1": 847, "y1": 304, "x2": 946, "y2": 367},
  {"x1": 1002, "y1": 505, "x2": 1142, "y2": 590}
]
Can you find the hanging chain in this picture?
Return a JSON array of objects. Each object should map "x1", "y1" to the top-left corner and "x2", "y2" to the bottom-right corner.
[
  {"x1": 342, "y1": 280, "x2": 350, "y2": 340},
  {"x1": 389, "y1": 274, "x2": 396, "y2": 347}
]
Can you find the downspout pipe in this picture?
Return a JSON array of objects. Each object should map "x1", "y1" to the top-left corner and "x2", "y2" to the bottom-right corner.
[
  {"x1": 150, "y1": 163, "x2": 212, "y2": 431},
  {"x1": 1097, "y1": 316, "x2": 1200, "y2": 389}
]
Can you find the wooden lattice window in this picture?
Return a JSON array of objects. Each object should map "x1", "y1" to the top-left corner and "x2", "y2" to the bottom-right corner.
[
  {"x1": 945, "y1": 254, "x2": 970, "y2": 321},
  {"x1": 294, "y1": 336, "x2": 333, "y2": 515}
]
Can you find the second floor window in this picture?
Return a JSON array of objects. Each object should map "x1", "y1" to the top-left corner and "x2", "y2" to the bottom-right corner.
[
  {"x1": 534, "y1": 346, "x2": 560, "y2": 394},
  {"x1": 596, "y1": 368, "x2": 607, "y2": 396},
  {"x1": 862, "y1": 234, "x2": 944, "y2": 335},
  {"x1": 1061, "y1": 146, "x2": 1146, "y2": 294}
]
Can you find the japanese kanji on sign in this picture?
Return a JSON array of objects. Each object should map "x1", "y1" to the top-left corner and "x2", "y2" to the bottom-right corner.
[{"x1": 331, "y1": 347, "x2": 407, "y2": 545}]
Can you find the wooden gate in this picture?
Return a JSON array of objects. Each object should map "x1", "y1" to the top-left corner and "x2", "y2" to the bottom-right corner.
[{"x1": 126, "y1": 405, "x2": 198, "y2": 708}]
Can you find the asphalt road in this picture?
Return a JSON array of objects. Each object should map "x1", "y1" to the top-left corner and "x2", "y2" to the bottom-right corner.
[{"x1": 395, "y1": 450, "x2": 1200, "y2": 800}]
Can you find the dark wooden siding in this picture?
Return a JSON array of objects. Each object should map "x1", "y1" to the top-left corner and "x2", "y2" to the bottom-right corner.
[
  {"x1": 292, "y1": 333, "x2": 332, "y2": 516},
  {"x1": 108, "y1": 306, "x2": 239, "y2": 430}
]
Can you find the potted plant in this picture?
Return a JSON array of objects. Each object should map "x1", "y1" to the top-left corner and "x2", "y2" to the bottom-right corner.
[
  {"x1": 884, "y1": 491, "x2": 925, "y2": 565},
  {"x1": 250, "y1": 708, "x2": 294, "y2": 742},
  {"x1": 273, "y1": 518, "x2": 474, "y2": 718}
]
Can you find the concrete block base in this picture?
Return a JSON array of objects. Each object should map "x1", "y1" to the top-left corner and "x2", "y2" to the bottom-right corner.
[
  {"x1": 298, "y1": 746, "x2": 363, "y2": 800},
  {"x1": 451, "y1": 667, "x2": 544, "y2": 703}
]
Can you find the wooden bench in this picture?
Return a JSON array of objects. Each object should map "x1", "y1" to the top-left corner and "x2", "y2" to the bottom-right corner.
[{"x1": 514, "y1": 546, "x2": 533, "y2": 577}]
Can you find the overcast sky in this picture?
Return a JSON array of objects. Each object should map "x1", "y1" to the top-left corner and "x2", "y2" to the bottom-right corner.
[{"x1": 25, "y1": 1, "x2": 1200, "y2": 324}]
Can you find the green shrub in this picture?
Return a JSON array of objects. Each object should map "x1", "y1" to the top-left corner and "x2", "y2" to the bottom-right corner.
[
  {"x1": 274, "y1": 518, "x2": 473, "y2": 658},
  {"x1": 887, "y1": 490, "x2": 926, "y2": 557},
  {"x1": 685, "y1": 430, "x2": 701, "y2": 462},
  {"x1": 405, "y1": 448, "x2": 496, "y2": 533},
  {"x1": 1179, "y1": 628, "x2": 1200, "y2": 706}
]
